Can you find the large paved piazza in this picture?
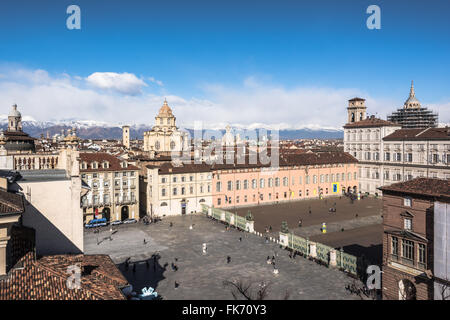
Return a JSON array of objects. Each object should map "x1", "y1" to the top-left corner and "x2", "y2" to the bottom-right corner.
[
  {"x1": 84, "y1": 215, "x2": 362, "y2": 300},
  {"x1": 233, "y1": 196, "x2": 383, "y2": 265}
]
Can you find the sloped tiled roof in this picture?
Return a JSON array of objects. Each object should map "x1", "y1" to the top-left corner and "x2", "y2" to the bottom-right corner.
[
  {"x1": 152, "y1": 152, "x2": 357, "y2": 173},
  {"x1": 79, "y1": 152, "x2": 139, "y2": 173},
  {"x1": 344, "y1": 117, "x2": 399, "y2": 129},
  {"x1": 0, "y1": 252, "x2": 128, "y2": 300},
  {"x1": 0, "y1": 189, "x2": 24, "y2": 216},
  {"x1": 379, "y1": 178, "x2": 450, "y2": 199},
  {"x1": 383, "y1": 127, "x2": 450, "y2": 141}
]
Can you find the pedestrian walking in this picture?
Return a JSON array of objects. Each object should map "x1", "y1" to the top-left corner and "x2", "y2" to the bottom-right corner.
[{"x1": 298, "y1": 219, "x2": 302, "y2": 227}]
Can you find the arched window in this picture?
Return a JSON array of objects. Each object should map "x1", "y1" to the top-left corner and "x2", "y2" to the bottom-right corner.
[
  {"x1": 160, "y1": 202, "x2": 168, "y2": 207},
  {"x1": 155, "y1": 141, "x2": 160, "y2": 150},
  {"x1": 170, "y1": 141, "x2": 176, "y2": 150}
]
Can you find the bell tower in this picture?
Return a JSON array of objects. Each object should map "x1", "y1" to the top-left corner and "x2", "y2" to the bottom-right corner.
[
  {"x1": 347, "y1": 98, "x2": 366, "y2": 123},
  {"x1": 8, "y1": 104, "x2": 22, "y2": 132},
  {"x1": 122, "y1": 125, "x2": 130, "y2": 149}
]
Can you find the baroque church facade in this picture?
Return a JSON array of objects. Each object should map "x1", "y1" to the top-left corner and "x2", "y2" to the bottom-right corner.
[{"x1": 143, "y1": 100, "x2": 189, "y2": 155}]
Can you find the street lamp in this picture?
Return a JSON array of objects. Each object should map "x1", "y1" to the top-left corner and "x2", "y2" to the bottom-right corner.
[{"x1": 186, "y1": 200, "x2": 193, "y2": 229}]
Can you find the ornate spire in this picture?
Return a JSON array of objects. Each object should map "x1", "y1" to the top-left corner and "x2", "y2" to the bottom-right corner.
[
  {"x1": 409, "y1": 80, "x2": 415, "y2": 98},
  {"x1": 404, "y1": 80, "x2": 421, "y2": 109}
]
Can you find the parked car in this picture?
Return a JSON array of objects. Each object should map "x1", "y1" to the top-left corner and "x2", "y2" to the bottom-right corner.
[
  {"x1": 123, "y1": 218, "x2": 137, "y2": 224},
  {"x1": 85, "y1": 218, "x2": 108, "y2": 228},
  {"x1": 110, "y1": 220, "x2": 122, "y2": 226}
]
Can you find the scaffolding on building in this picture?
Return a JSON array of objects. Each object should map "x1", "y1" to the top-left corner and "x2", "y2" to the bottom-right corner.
[{"x1": 387, "y1": 107, "x2": 438, "y2": 129}]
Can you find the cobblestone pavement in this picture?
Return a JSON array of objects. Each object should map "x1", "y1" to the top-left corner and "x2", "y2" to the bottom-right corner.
[
  {"x1": 233, "y1": 196, "x2": 382, "y2": 235},
  {"x1": 293, "y1": 214, "x2": 382, "y2": 238},
  {"x1": 84, "y1": 215, "x2": 362, "y2": 300}
]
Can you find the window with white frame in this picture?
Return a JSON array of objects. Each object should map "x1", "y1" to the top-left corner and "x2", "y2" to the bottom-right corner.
[
  {"x1": 404, "y1": 197, "x2": 412, "y2": 207},
  {"x1": 404, "y1": 218, "x2": 412, "y2": 230}
]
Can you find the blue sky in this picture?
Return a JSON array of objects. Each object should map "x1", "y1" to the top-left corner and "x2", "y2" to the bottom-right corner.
[{"x1": 0, "y1": 0, "x2": 448, "y2": 128}]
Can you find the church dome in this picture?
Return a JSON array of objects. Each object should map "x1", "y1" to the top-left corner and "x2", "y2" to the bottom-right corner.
[
  {"x1": 158, "y1": 99, "x2": 174, "y2": 117},
  {"x1": 9, "y1": 104, "x2": 21, "y2": 117}
]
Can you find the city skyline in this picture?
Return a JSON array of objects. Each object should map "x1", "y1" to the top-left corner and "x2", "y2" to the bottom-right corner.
[{"x1": 0, "y1": 1, "x2": 449, "y2": 128}]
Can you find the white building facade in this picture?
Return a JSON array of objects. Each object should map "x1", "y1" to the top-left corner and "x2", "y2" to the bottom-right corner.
[
  {"x1": 147, "y1": 163, "x2": 212, "y2": 217},
  {"x1": 344, "y1": 98, "x2": 450, "y2": 194}
]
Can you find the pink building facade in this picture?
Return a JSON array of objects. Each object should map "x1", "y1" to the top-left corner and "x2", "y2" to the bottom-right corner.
[{"x1": 212, "y1": 154, "x2": 358, "y2": 209}]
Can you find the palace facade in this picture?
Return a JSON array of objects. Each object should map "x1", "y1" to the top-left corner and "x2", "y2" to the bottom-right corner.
[{"x1": 343, "y1": 84, "x2": 450, "y2": 194}]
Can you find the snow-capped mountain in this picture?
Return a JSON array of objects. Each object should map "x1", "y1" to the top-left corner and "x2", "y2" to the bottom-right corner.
[{"x1": 0, "y1": 115, "x2": 344, "y2": 140}]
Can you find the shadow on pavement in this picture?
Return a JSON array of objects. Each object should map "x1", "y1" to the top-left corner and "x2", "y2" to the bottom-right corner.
[{"x1": 117, "y1": 253, "x2": 167, "y2": 297}]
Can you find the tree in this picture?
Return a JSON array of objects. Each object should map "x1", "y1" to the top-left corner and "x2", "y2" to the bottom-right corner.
[
  {"x1": 281, "y1": 221, "x2": 289, "y2": 234},
  {"x1": 223, "y1": 279, "x2": 290, "y2": 300}
]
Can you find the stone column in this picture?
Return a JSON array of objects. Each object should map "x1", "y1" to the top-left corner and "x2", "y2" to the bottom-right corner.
[
  {"x1": 245, "y1": 220, "x2": 254, "y2": 233},
  {"x1": 309, "y1": 242, "x2": 317, "y2": 258},
  {"x1": 0, "y1": 225, "x2": 11, "y2": 276},
  {"x1": 330, "y1": 249, "x2": 337, "y2": 267},
  {"x1": 279, "y1": 232, "x2": 289, "y2": 247}
]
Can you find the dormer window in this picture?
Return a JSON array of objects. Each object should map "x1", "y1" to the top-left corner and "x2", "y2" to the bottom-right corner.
[
  {"x1": 121, "y1": 162, "x2": 128, "y2": 168},
  {"x1": 404, "y1": 197, "x2": 412, "y2": 207},
  {"x1": 102, "y1": 161, "x2": 109, "y2": 169},
  {"x1": 80, "y1": 162, "x2": 88, "y2": 170},
  {"x1": 404, "y1": 218, "x2": 412, "y2": 230},
  {"x1": 92, "y1": 162, "x2": 98, "y2": 169}
]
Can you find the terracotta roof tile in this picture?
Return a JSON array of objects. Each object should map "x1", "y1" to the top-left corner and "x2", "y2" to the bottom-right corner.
[
  {"x1": 383, "y1": 127, "x2": 450, "y2": 141},
  {"x1": 0, "y1": 189, "x2": 25, "y2": 216},
  {"x1": 0, "y1": 253, "x2": 128, "y2": 300},
  {"x1": 379, "y1": 178, "x2": 450, "y2": 199},
  {"x1": 79, "y1": 152, "x2": 139, "y2": 173},
  {"x1": 344, "y1": 117, "x2": 399, "y2": 129}
]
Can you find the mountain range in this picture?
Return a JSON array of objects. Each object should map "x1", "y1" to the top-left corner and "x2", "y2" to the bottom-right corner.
[{"x1": 0, "y1": 117, "x2": 344, "y2": 140}]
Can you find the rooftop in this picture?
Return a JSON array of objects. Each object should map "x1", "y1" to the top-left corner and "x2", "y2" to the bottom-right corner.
[
  {"x1": 18, "y1": 169, "x2": 69, "y2": 182},
  {"x1": 79, "y1": 152, "x2": 139, "y2": 173},
  {"x1": 344, "y1": 117, "x2": 399, "y2": 129},
  {"x1": 0, "y1": 252, "x2": 129, "y2": 300},
  {"x1": 147, "y1": 151, "x2": 358, "y2": 174},
  {"x1": 0, "y1": 189, "x2": 25, "y2": 216},
  {"x1": 378, "y1": 178, "x2": 450, "y2": 199},
  {"x1": 383, "y1": 127, "x2": 450, "y2": 141}
]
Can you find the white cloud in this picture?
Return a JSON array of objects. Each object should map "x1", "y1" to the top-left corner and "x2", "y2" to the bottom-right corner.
[
  {"x1": 0, "y1": 68, "x2": 448, "y2": 130},
  {"x1": 86, "y1": 72, "x2": 147, "y2": 95},
  {"x1": 148, "y1": 77, "x2": 164, "y2": 87}
]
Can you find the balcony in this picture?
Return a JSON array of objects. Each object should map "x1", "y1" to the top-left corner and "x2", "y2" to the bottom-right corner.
[{"x1": 401, "y1": 257, "x2": 414, "y2": 267}]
